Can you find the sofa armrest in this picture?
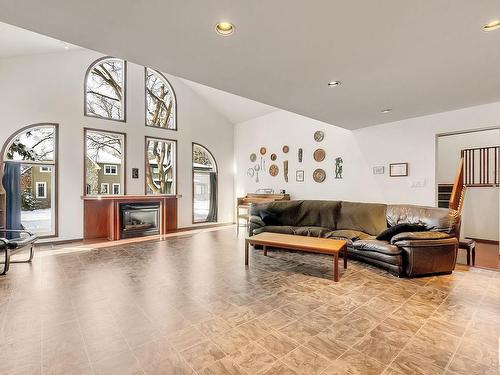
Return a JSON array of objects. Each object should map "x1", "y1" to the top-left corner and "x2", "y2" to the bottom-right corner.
[
  {"x1": 249, "y1": 216, "x2": 265, "y2": 227},
  {"x1": 390, "y1": 231, "x2": 452, "y2": 245},
  {"x1": 248, "y1": 215, "x2": 265, "y2": 236},
  {"x1": 394, "y1": 237, "x2": 458, "y2": 277}
]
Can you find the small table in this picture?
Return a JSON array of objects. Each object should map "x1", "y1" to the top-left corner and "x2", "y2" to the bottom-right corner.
[{"x1": 245, "y1": 233, "x2": 348, "y2": 282}]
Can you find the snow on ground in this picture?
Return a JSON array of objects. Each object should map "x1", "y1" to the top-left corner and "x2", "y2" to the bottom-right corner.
[{"x1": 21, "y1": 208, "x2": 52, "y2": 234}]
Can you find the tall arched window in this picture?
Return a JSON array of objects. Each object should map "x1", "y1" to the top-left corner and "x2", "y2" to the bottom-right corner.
[
  {"x1": 192, "y1": 143, "x2": 217, "y2": 223},
  {"x1": 1, "y1": 124, "x2": 58, "y2": 237},
  {"x1": 85, "y1": 57, "x2": 126, "y2": 121},
  {"x1": 145, "y1": 68, "x2": 176, "y2": 130}
]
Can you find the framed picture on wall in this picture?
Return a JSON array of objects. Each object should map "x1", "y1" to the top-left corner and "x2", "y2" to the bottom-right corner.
[
  {"x1": 373, "y1": 166, "x2": 384, "y2": 175},
  {"x1": 389, "y1": 163, "x2": 408, "y2": 177},
  {"x1": 296, "y1": 170, "x2": 305, "y2": 182}
]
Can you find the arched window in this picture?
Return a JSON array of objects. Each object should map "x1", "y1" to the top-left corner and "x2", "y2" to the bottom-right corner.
[
  {"x1": 1, "y1": 124, "x2": 58, "y2": 237},
  {"x1": 145, "y1": 68, "x2": 176, "y2": 130},
  {"x1": 192, "y1": 143, "x2": 217, "y2": 223},
  {"x1": 85, "y1": 57, "x2": 126, "y2": 121}
]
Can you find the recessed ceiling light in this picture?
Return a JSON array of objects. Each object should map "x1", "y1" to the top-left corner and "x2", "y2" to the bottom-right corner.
[
  {"x1": 483, "y1": 19, "x2": 500, "y2": 31},
  {"x1": 328, "y1": 81, "x2": 341, "y2": 87},
  {"x1": 215, "y1": 22, "x2": 235, "y2": 36},
  {"x1": 381, "y1": 109, "x2": 392, "y2": 113}
]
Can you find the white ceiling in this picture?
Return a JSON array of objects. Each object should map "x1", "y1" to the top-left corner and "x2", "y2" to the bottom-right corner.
[
  {"x1": 182, "y1": 79, "x2": 277, "y2": 124},
  {"x1": 0, "y1": 21, "x2": 79, "y2": 57},
  {"x1": 0, "y1": 1, "x2": 500, "y2": 129}
]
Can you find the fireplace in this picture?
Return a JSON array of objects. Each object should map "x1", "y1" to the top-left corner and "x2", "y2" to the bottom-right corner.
[{"x1": 120, "y1": 202, "x2": 160, "y2": 238}]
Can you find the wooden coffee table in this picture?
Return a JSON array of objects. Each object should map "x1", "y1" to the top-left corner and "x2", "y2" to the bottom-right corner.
[{"x1": 245, "y1": 233, "x2": 347, "y2": 282}]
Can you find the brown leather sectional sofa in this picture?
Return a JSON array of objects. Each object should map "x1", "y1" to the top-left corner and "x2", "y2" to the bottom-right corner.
[{"x1": 249, "y1": 200, "x2": 460, "y2": 277}]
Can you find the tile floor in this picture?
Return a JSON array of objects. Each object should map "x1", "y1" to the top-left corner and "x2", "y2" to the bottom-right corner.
[{"x1": 1, "y1": 227, "x2": 499, "y2": 374}]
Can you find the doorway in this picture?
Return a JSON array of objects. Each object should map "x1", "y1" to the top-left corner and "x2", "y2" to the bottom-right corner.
[{"x1": 436, "y1": 128, "x2": 499, "y2": 270}]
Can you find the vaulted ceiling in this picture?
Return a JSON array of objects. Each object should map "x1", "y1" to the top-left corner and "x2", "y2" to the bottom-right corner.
[{"x1": 0, "y1": 1, "x2": 499, "y2": 129}]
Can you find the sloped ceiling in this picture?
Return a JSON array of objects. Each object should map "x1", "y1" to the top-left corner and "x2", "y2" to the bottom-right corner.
[{"x1": 0, "y1": 1, "x2": 500, "y2": 129}]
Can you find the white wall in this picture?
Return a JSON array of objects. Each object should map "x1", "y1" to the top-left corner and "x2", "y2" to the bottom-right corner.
[
  {"x1": 235, "y1": 105, "x2": 500, "y2": 238},
  {"x1": 0, "y1": 49, "x2": 234, "y2": 241},
  {"x1": 437, "y1": 130, "x2": 499, "y2": 241}
]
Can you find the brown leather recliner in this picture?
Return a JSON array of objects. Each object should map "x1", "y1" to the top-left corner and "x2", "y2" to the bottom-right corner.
[{"x1": 249, "y1": 200, "x2": 459, "y2": 277}]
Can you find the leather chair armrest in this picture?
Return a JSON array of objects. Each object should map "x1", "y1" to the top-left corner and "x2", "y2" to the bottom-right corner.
[{"x1": 390, "y1": 231, "x2": 452, "y2": 245}]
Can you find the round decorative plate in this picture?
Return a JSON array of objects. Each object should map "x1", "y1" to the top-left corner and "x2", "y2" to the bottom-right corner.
[
  {"x1": 313, "y1": 168, "x2": 326, "y2": 182},
  {"x1": 260, "y1": 147, "x2": 267, "y2": 155},
  {"x1": 282, "y1": 145, "x2": 289, "y2": 153},
  {"x1": 313, "y1": 148, "x2": 326, "y2": 162},
  {"x1": 250, "y1": 153, "x2": 257, "y2": 162},
  {"x1": 270, "y1": 153, "x2": 277, "y2": 161},
  {"x1": 247, "y1": 168, "x2": 255, "y2": 177},
  {"x1": 314, "y1": 130, "x2": 325, "y2": 142},
  {"x1": 269, "y1": 164, "x2": 279, "y2": 176}
]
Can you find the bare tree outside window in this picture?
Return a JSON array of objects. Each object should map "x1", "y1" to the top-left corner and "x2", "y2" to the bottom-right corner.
[
  {"x1": 145, "y1": 138, "x2": 176, "y2": 195},
  {"x1": 85, "y1": 130, "x2": 125, "y2": 195},
  {"x1": 7, "y1": 127, "x2": 55, "y2": 162},
  {"x1": 85, "y1": 58, "x2": 125, "y2": 121},
  {"x1": 145, "y1": 68, "x2": 176, "y2": 129}
]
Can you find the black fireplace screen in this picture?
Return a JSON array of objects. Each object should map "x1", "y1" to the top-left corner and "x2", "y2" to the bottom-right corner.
[{"x1": 120, "y1": 203, "x2": 160, "y2": 238}]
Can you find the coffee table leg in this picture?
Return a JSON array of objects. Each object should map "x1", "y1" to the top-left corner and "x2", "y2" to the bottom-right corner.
[
  {"x1": 334, "y1": 253, "x2": 339, "y2": 282},
  {"x1": 245, "y1": 240, "x2": 249, "y2": 266},
  {"x1": 263, "y1": 245, "x2": 267, "y2": 256},
  {"x1": 343, "y1": 245, "x2": 348, "y2": 269}
]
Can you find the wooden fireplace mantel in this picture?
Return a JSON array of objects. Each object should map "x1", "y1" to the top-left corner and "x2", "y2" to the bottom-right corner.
[{"x1": 82, "y1": 195, "x2": 179, "y2": 240}]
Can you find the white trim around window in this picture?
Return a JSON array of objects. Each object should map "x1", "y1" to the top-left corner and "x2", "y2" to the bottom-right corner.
[
  {"x1": 103, "y1": 164, "x2": 118, "y2": 175},
  {"x1": 100, "y1": 183, "x2": 109, "y2": 194},
  {"x1": 36, "y1": 182, "x2": 47, "y2": 199},
  {"x1": 39, "y1": 166, "x2": 52, "y2": 173},
  {"x1": 112, "y1": 183, "x2": 120, "y2": 195}
]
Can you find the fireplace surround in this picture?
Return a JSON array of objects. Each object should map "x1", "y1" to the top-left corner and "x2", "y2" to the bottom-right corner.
[{"x1": 82, "y1": 195, "x2": 178, "y2": 240}]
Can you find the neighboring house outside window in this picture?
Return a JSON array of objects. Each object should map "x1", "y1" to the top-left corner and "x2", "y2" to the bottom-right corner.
[
  {"x1": 85, "y1": 129, "x2": 125, "y2": 196},
  {"x1": 104, "y1": 164, "x2": 117, "y2": 175},
  {"x1": 101, "y1": 183, "x2": 109, "y2": 194},
  {"x1": 112, "y1": 183, "x2": 120, "y2": 195},
  {"x1": 36, "y1": 182, "x2": 47, "y2": 199}
]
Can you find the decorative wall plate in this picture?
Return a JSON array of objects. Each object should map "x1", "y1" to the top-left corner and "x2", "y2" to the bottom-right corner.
[
  {"x1": 314, "y1": 130, "x2": 324, "y2": 142},
  {"x1": 270, "y1": 153, "x2": 277, "y2": 161},
  {"x1": 250, "y1": 153, "x2": 257, "y2": 162},
  {"x1": 260, "y1": 147, "x2": 267, "y2": 155},
  {"x1": 247, "y1": 168, "x2": 255, "y2": 177},
  {"x1": 313, "y1": 148, "x2": 326, "y2": 162},
  {"x1": 313, "y1": 168, "x2": 326, "y2": 182},
  {"x1": 269, "y1": 164, "x2": 279, "y2": 176},
  {"x1": 282, "y1": 145, "x2": 289, "y2": 153}
]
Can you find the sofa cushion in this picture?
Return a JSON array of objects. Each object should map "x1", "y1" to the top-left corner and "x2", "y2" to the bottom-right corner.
[
  {"x1": 386, "y1": 204, "x2": 460, "y2": 235},
  {"x1": 260, "y1": 210, "x2": 281, "y2": 226},
  {"x1": 352, "y1": 239, "x2": 402, "y2": 255},
  {"x1": 251, "y1": 200, "x2": 340, "y2": 228},
  {"x1": 348, "y1": 248, "x2": 403, "y2": 267},
  {"x1": 253, "y1": 226, "x2": 295, "y2": 235},
  {"x1": 337, "y1": 201, "x2": 387, "y2": 236},
  {"x1": 253, "y1": 226, "x2": 331, "y2": 237},
  {"x1": 376, "y1": 223, "x2": 426, "y2": 241},
  {"x1": 325, "y1": 230, "x2": 372, "y2": 241}
]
